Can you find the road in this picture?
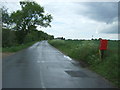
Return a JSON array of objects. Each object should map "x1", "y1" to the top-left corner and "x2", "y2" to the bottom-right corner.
[{"x1": 3, "y1": 41, "x2": 113, "y2": 88}]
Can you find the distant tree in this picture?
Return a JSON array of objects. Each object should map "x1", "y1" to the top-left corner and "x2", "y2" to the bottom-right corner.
[
  {"x1": 49, "y1": 35, "x2": 54, "y2": 40},
  {"x1": 10, "y1": 1, "x2": 53, "y2": 43},
  {"x1": 99, "y1": 38, "x2": 102, "y2": 40}
]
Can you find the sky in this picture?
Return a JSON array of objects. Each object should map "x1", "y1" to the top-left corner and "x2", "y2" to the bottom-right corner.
[{"x1": 0, "y1": 0, "x2": 119, "y2": 40}]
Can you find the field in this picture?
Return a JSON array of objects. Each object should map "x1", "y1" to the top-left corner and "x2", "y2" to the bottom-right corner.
[{"x1": 49, "y1": 39, "x2": 119, "y2": 88}]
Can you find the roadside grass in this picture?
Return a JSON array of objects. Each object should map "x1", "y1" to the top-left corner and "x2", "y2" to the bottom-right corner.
[
  {"x1": 2, "y1": 41, "x2": 37, "y2": 53},
  {"x1": 0, "y1": 47, "x2": 2, "y2": 52},
  {"x1": 48, "y1": 39, "x2": 119, "y2": 88}
]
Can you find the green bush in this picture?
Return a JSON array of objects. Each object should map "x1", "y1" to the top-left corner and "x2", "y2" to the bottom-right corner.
[{"x1": 2, "y1": 28, "x2": 17, "y2": 47}]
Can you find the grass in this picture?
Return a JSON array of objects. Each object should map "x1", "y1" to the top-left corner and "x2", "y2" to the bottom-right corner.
[
  {"x1": 48, "y1": 39, "x2": 119, "y2": 88},
  {"x1": 2, "y1": 41, "x2": 37, "y2": 53},
  {"x1": 0, "y1": 47, "x2": 2, "y2": 52}
]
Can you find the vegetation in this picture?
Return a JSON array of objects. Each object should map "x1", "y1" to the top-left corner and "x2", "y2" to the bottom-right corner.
[
  {"x1": 9, "y1": 1, "x2": 52, "y2": 44},
  {"x1": 49, "y1": 39, "x2": 119, "y2": 88},
  {"x1": 2, "y1": 28, "x2": 54, "y2": 48},
  {"x1": 0, "y1": 48, "x2": 1, "y2": 52},
  {"x1": 2, "y1": 41, "x2": 37, "y2": 52},
  {"x1": 2, "y1": 1, "x2": 54, "y2": 52}
]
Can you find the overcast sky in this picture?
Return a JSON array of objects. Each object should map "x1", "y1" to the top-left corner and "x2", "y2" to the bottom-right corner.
[{"x1": 0, "y1": 0, "x2": 119, "y2": 40}]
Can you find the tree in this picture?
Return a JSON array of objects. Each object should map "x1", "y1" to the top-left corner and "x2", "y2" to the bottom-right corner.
[
  {"x1": 10, "y1": 1, "x2": 53, "y2": 43},
  {"x1": 2, "y1": 28, "x2": 17, "y2": 47},
  {"x1": 2, "y1": 7, "x2": 11, "y2": 28}
]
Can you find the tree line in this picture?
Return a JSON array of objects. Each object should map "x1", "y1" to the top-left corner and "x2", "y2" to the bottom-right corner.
[{"x1": 2, "y1": 1, "x2": 54, "y2": 48}]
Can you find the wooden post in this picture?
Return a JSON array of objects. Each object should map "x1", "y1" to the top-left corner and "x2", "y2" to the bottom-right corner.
[
  {"x1": 101, "y1": 50, "x2": 104, "y2": 59},
  {"x1": 99, "y1": 50, "x2": 101, "y2": 60}
]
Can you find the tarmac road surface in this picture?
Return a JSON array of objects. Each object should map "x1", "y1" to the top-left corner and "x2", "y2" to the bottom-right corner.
[{"x1": 3, "y1": 41, "x2": 113, "y2": 88}]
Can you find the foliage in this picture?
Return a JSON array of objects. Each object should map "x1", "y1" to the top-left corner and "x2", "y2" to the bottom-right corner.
[
  {"x1": 2, "y1": 1, "x2": 53, "y2": 47},
  {"x1": 2, "y1": 28, "x2": 54, "y2": 48},
  {"x1": 2, "y1": 28, "x2": 17, "y2": 47},
  {"x1": 1, "y1": 7, "x2": 11, "y2": 28},
  {"x1": 24, "y1": 30, "x2": 54, "y2": 43},
  {"x1": 9, "y1": 1, "x2": 53, "y2": 44},
  {"x1": 10, "y1": 1, "x2": 52, "y2": 32}
]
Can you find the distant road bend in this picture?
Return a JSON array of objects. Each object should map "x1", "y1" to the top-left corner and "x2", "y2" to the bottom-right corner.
[{"x1": 3, "y1": 41, "x2": 113, "y2": 88}]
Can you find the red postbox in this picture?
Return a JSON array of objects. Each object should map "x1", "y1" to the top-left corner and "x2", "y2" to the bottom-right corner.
[{"x1": 99, "y1": 39, "x2": 108, "y2": 50}]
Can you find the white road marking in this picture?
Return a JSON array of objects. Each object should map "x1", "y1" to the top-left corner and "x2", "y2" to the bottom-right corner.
[{"x1": 39, "y1": 45, "x2": 46, "y2": 89}]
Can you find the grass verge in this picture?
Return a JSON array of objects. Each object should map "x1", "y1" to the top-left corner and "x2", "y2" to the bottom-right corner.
[
  {"x1": 48, "y1": 39, "x2": 119, "y2": 88},
  {"x1": 2, "y1": 41, "x2": 37, "y2": 53},
  {"x1": 0, "y1": 47, "x2": 1, "y2": 52}
]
